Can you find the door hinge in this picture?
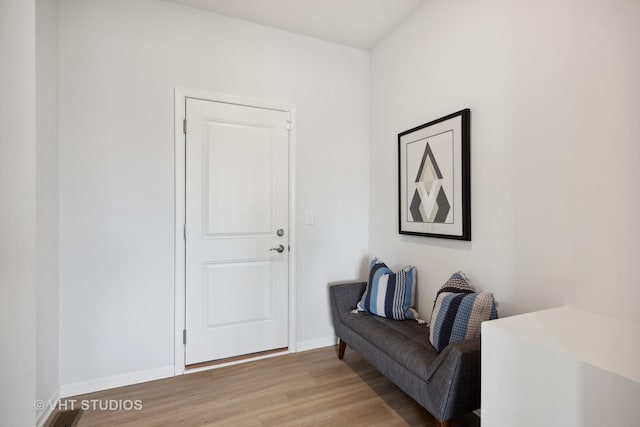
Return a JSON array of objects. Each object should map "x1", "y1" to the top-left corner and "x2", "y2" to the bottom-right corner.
[
  {"x1": 183, "y1": 224, "x2": 186, "y2": 240},
  {"x1": 183, "y1": 118, "x2": 187, "y2": 135},
  {"x1": 183, "y1": 329, "x2": 187, "y2": 345},
  {"x1": 285, "y1": 112, "x2": 293, "y2": 131}
]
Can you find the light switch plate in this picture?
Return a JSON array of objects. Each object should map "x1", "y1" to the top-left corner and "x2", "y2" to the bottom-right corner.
[{"x1": 305, "y1": 210, "x2": 315, "y2": 225}]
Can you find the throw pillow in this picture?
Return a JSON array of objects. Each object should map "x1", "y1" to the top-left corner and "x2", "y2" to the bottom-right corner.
[
  {"x1": 429, "y1": 272, "x2": 498, "y2": 352},
  {"x1": 356, "y1": 258, "x2": 419, "y2": 321}
]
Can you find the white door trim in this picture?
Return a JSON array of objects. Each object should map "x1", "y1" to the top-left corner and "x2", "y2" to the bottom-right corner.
[{"x1": 174, "y1": 87, "x2": 297, "y2": 375}]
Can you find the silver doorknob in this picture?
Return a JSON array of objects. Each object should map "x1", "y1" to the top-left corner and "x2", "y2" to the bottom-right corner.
[{"x1": 269, "y1": 245, "x2": 285, "y2": 253}]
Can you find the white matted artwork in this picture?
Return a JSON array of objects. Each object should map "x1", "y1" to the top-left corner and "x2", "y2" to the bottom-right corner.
[{"x1": 398, "y1": 109, "x2": 470, "y2": 240}]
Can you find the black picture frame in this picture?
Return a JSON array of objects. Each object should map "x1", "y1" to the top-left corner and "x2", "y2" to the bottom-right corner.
[{"x1": 398, "y1": 109, "x2": 470, "y2": 240}]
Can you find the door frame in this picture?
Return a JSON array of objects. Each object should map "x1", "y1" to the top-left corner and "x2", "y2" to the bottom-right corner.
[{"x1": 173, "y1": 87, "x2": 297, "y2": 375}]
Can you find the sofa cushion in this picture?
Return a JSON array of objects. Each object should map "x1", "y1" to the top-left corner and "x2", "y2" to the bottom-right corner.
[
  {"x1": 356, "y1": 258, "x2": 418, "y2": 321},
  {"x1": 429, "y1": 272, "x2": 498, "y2": 352},
  {"x1": 341, "y1": 310, "x2": 438, "y2": 380}
]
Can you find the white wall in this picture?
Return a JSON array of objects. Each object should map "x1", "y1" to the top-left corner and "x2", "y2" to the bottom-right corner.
[
  {"x1": 58, "y1": 0, "x2": 369, "y2": 391},
  {"x1": 36, "y1": 0, "x2": 60, "y2": 420},
  {"x1": 370, "y1": 0, "x2": 512, "y2": 317},
  {"x1": 0, "y1": 0, "x2": 38, "y2": 425},
  {"x1": 369, "y1": 0, "x2": 640, "y2": 324}
]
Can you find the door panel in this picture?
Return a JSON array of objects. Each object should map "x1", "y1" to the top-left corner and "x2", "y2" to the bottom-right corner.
[
  {"x1": 203, "y1": 120, "x2": 274, "y2": 236},
  {"x1": 202, "y1": 261, "x2": 273, "y2": 328},
  {"x1": 185, "y1": 98, "x2": 289, "y2": 365}
]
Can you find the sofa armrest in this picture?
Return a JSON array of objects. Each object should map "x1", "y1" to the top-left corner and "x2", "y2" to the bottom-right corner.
[
  {"x1": 425, "y1": 337, "x2": 482, "y2": 419},
  {"x1": 425, "y1": 337, "x2": 481, "y2": 381},
  {"x1": 329, "y1": 281, "x2": 366, "y2": 325}
]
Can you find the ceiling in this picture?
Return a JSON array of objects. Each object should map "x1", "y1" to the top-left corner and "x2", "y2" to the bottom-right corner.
[{"x1": 164, "y1": 0, "x2": 427, "y2": 50}]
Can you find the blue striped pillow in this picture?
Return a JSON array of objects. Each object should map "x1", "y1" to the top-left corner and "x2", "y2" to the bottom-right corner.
[
  {"x1": 356, "y1": 258, "x2": 418, "y2": 320},
  {"x1": 429, "y1": 272, "x2": 498, "y2": 352}
]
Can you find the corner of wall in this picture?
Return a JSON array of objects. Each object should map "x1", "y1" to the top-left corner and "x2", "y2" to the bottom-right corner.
[{"x1": 36, "y1": 0, "x2": 60, "y2": 412}]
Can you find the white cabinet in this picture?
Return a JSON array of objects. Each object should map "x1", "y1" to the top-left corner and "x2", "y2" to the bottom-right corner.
[{"x1": 481, "y1": 306, "x2": 640, "y2": 427}]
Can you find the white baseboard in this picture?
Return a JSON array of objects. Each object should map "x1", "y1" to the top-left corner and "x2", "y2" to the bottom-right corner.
[
  {"x1": 296, "y1": 336, "x2": 337, "y2": 352},
  {"x1": 59, "y1": 338, "x2": 337, "y2": 398},
  {"x1": 36, "y1": 388, "x2": 60, "y2": 427},
  {"x1": 60, "y1": 365, "x2": 174, "y2": 398}
]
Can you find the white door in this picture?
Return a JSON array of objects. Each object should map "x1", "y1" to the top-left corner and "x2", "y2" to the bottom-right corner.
[{"x1": 185, "y1": 98, "x2": 289, "y2": 365}]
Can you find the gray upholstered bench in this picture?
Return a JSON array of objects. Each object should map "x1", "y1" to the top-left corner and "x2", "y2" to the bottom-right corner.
[{"x1": 329, "y1": 281, "x2": 481, "y2": 427}]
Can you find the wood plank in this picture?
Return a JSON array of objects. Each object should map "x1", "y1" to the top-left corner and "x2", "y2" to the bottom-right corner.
[{"x1": 69, "y1": 345, "x2": 480, "y2": 426}]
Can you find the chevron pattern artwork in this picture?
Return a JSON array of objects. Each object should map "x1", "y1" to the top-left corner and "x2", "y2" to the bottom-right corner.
[
  {"x1": 409, "y1": 142, "x2": 451, "y2": 223},
  {"x1": 398, "y1": 109, "x2": 470, "y2": 239}
]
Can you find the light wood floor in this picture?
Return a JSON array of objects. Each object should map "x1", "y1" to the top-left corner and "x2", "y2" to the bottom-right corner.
[{"x1": 69, "y1": 345, "x2": 480, "y2": 426}]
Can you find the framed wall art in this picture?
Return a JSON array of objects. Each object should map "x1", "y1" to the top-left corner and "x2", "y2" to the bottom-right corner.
[{"x1": 398, "y1": 109, "x2": 470, "y2": 240}]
